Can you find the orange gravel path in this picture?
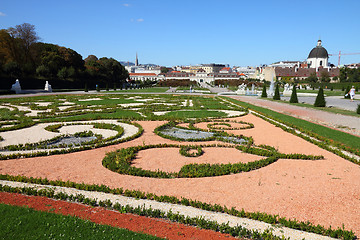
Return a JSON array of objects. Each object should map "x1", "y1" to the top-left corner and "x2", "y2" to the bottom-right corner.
[{"x1": 1, "y1": 115, "x2": 360, "y2": 236}]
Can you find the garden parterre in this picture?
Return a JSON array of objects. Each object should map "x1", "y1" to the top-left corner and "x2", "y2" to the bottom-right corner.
[{"x1": 0, "y1": 93, "x2": 359, "y2": 239}]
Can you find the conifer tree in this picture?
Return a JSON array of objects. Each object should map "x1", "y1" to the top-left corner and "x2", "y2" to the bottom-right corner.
[
  {"x1": 261, "y1": 85, "x2": 267, "y2": 98},
  {"x1": 344, "y1": 86, "x2": 351, "y2": 99},
  {"x1": 314, "y1": 87, "x2": 326, "y2": 107},
  {"x1": 273, "y1": 84, "x2": 280, "y2": 100},
  {"x1": 289, "y1": 85, "x2": 298, "y2": 103}
]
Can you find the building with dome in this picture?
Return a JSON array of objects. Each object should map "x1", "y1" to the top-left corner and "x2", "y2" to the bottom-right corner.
[
  {"x1": 257, "y1": 39, "x2": 340, "y2": 82},
  {"x1": 307, "y1": 39, "x2": 329, "y2": 69}
]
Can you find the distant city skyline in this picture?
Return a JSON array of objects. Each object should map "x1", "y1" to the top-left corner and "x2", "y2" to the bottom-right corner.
[{"x1": 1, "y1": 0, "x2": 360, "y2": 66}]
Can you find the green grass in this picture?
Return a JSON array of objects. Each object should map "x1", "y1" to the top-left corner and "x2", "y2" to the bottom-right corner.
[
  {"x1": 75, "y1": 98, "x2": 136, "y2": 106},
  {"x1": 297, "y1": 89, "x2": 345, "y2": 96},
  {"x1": 265, "y1": 98, "x2": 360, "y2": 118},
  {"x1": 46, "y1": 109, "x2": 142, "y2": 122},
  {"x1": 225, "y1": 97, "x2": 360, "y2": 150},
  {"x1": 165, "y1": 110, "x2": 227, "y2": 118},
  {"x1": 114, "y1": 87, "x2": 169, "y2": 93},
  {"x1": 176, "y1": 86, "x2": 210, "y2": 91},
  {"x1": 0, "y1": 203, "x2": 163, "y2": 240}
]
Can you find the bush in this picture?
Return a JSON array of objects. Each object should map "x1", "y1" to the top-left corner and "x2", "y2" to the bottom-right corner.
[
  {"x1": 289, "y1": 85, "x2": 298, "y2": 103},
  {"x1": 344, "y1": 86, "x2": 350, "y2": 99},
  {"x1": 357, "y1": 104, "x2": 360, "y2": 114},
  {"x1": 273, "y1": 84, "x2": 280, "y2": 100},
  {"x1": 261, "y1": 85, "x2": 267, "y2": 98},
  {"x1": 314, "y1": 87, "x2": 326, "y2": 107}
]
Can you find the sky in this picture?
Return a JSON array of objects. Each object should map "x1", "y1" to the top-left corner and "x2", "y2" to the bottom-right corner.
[{"x1": 1, "y1": 0, "x2": 360, "y2": 67}]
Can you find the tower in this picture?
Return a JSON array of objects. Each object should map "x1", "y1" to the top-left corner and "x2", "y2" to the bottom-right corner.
[
  {"x1": 307, "y1": 40, "x2": 329, "y2": 69},
  {"x1": 135, "y1": 52, "x2": 139, "y2": 66}
]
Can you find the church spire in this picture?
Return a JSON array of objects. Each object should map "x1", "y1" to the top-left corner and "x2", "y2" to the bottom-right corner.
[{"x1": 135, "y1": 52, "x2": 139, "y2": 66}]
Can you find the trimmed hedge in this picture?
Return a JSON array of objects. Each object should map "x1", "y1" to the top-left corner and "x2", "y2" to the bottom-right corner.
[
  {"x1": 0, "y1": 174, "x2": 355, "y2": 239},
  {"x1": 102, "y1": 144, "x2": 323, "y2": 179}
]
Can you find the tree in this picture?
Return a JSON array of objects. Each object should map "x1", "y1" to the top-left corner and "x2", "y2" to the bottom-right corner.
[
  {"x1": 344, "y1": 86, "x2": 351, "y2": 99},
  {"x1": 7, "y1": 23, "x2": 39, "y2": 71},
  {"x1": 289, "y1": 85, "x2": 298, "y2": 103},
  {"x1": 314, "y1": 87, "x2": 326, "y2": 107},
  {"x1": 3, "y1": 61, "x2": 21, "y2": 78},
  {"x1": 261, "y1": 84, "x2": 267, "y2": 98},
  {"x1": 273, "y1": 84, "x2": 280, "y2": 100},
  {"x1": 307, "y1": 72, "x2": 318, "y2": 83},
  {"x1": 320, "y1": 71, "x2": 330, "y2": 83},
  {"x1": 160, "y1": 67, "x2": 169, "y2": 73}
]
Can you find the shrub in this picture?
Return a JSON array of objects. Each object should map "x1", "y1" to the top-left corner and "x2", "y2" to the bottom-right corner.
[
  {"x1": 314, "y1": 87, "x2": 326, "y2": 107},
  {"x1": 357, "y1": 104, "x2": 360, "y2": 115},
  {"x1": 289, "y1": 85, "x2": 298, "y2": 103},
  {"x1": 344, "y1": 86, "x2": 350, "y2": 99},
  {"x1": 261, "y1": 85, "x2": 267, "y2": 98},
  {"x1": 273, "y1": 84, "x2": 280, "y2": 100}
]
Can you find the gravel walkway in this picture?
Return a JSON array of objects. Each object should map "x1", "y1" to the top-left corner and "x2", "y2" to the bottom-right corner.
[
  {"x1": 0, "y1": 180, "x2": 336, "y2": 240},
  {"x1": 230, "y1": 96, "x2": 360, "y2": 137}
]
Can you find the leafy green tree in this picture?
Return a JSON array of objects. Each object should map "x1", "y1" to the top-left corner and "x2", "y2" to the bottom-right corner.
[
  {"x1": 289, "y1": 85, "x2": 298, "y2": 103},
  {"x1": 307, "y1": 72, "x2": 318, "y2": 83},
  {"x1": 3, "y1": 61, "x2": 21, "y2": 78},
  {"x1": 36, "y1": 65, "x2": 50, "y2": 78},
  {"x1": 261, "y1": 84, "x2": 267, "y2": 98},
  {"x1": 160, "y1": 67, "x2": 169, "y2": 73},
  {"x1": 339, "y1": 68, "x2": 347, "y2": 82},
  {"x1": 57, "y1": 67, "x2": 68, "y2": 79},
  {"x1": 320, "y1": 71, "x2": 330, "y2": 83},
  {"x1": 273, "y1": 84, "x2": 280, "y2": 100},
  {"x1": 344, "y1": 86, "x2": 351, "y2": 99},
  {"x1": 314, "y1": 87, "x2": 326, "y2": 107}
]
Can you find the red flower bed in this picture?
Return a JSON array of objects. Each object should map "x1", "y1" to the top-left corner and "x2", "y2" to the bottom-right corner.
[{"x1": 0, "y1": 192, "x2": 238, "y2": 240}]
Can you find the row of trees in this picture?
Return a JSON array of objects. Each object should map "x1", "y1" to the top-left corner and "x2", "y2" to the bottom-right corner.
[{"x1": 0, "y1": 23, "x2": 129, "y2": 89}]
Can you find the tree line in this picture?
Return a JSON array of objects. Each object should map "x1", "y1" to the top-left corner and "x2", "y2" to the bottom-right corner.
[{"x1": 0, "y1": 23, "x2": 129, "y2": 89}]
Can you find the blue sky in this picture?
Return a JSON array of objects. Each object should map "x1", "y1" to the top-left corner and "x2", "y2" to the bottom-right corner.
[{"x1": 1, "y1": 0, "x2": 359, "y2": 67}]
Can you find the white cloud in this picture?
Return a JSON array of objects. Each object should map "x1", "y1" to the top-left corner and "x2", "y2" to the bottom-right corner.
[
  {"x1": 123, "y1": 3, "x2": 130, "y2": 7},
  {"x1": 0, "y1": 12, "x2": 6, "y2": 17},
  {"x1": 137, "y1": 18, "x2": 144, "y2": 22}
]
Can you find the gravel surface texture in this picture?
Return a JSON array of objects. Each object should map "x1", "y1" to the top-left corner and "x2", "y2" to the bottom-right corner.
[
  {"x1": 1, "y1": 118, "x2": 359, "y2": 236},
  {"x1": 0, "y1": 180, "x2": 336, "y2": 240},
  {"x1": 230, "y1": 96, "x2": 360, "y2": 137}
]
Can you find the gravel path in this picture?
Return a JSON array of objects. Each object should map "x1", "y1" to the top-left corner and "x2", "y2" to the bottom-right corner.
[
  {"x1": 0, "y1": 180, "x2": 336, "y2": 240},
  {"x1": 230, "y1": 96, "x2": 360, "y2": 137}
]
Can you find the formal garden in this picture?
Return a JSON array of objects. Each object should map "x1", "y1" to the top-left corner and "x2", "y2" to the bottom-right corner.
[{"x1": 0, "y1": 93, "x2": 360, "y2": 239}]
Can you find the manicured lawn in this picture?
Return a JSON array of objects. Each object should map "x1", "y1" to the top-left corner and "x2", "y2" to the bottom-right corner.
[
  {"x1": 165, "y1": 110, "x2": 227, "y2": 118},
  {"x1": 0, "y1": 203, "x2": 163, "y2": 240},
  {"x1": 113, "y1": 87, "x2": 169, "y2": 93},
  {"x1": 226, "y1": 97, "x2": 360, "y2": 150}
]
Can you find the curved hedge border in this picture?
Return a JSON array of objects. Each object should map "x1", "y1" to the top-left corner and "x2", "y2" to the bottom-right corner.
[
  {"x1": 222, "y1": 97, "x2": 360, "y2": 164},
  {"x1": 154, "y1": 121, "x2": 253, "y2": 145},
  {"x1": 0, "y1": 183, "x2": 285, "y2": 240},
  {"x1": 0, "y1": 174, "x2": 354, "y2": 239},
  {"x1": 102, "y1": 143, "x2": 323, "y2": 179},
  {"x1": 0, "y1": 121, "x2": 143, "y2": 160},
  {"x1": 179, "y1": 145, "x2": 203, "y2": 157},
  {"x1": 207, "y1": 120, "x2": 254, "y2": 131}
]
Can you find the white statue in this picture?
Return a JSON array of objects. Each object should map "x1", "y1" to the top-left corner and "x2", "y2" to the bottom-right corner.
[
  {"x1": 283, "y1": 83, "x2": 292, "y2": 96},
  {"x1": 44, "y1": 81, "x2": 52, "y2": 92},
  {"x1": 11, "y1": 79, "x2": 22, "y2": 94},
  {"x1": 236, "y1": 83, "x2": 246, "y2": 95}
]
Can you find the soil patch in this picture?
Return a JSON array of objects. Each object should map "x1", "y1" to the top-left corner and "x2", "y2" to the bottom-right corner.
[
  {"x1": 0, "y1": 192, "x2": 237, "y2": 240},
  {"x1": 133, "y1": 147, "x2": 264, "y2": 172}
]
